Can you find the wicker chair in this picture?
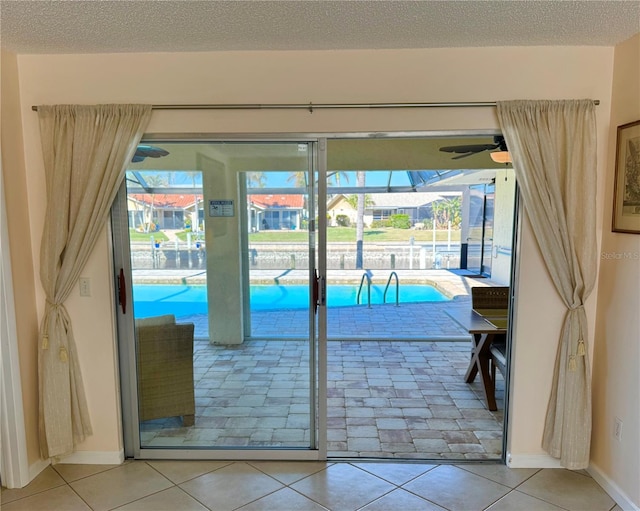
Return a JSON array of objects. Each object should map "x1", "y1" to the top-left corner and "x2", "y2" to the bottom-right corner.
[{"x1": 135, "y1": 315, "x2": 195, "y2": 426}]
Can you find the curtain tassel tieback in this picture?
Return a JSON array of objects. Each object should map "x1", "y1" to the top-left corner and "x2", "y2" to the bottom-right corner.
[
  {"x1": 577, "y1": 338, "x2": 586, "y2": 356},
  {"x1": 42, "y1": 335, "x2": 49, "y2": 350},
  {"x1": 46, "y1": 300, "x2": 61, "y2": 310},
  {"x1": 568, "y1": 355, "x2": 577, "y2": 372},
  {"x1": 58, "y1": 346, "x2": 68, "y2": 363}
]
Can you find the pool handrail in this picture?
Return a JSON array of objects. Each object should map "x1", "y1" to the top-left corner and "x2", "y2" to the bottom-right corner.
[
  {"x1": 383, "y1": 271, "x2": 400, "y2": 307},
  {"x1": 356, "y1": 273, "x2": 372, "y2": 308}
]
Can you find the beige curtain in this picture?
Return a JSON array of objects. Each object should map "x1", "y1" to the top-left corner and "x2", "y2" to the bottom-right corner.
[
  {"x1": 497, "y1": 100, "x2": 597, "y2": 469},
  {"x1": 37, "y1": 104, "x2": 152, "y2": 458}
]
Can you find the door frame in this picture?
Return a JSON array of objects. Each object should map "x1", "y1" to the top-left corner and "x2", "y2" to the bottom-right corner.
[
  {"x1": 0, "y1": 163, "x2": 30, "y2": 488},
  {"x1": 112, "y1": 130, "x2": 515, "y2": 462},
  {"x1": 112, "y1": 136, "x2": 328, "y2": 460}
]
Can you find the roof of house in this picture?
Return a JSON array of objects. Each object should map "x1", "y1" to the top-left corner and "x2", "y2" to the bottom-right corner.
[
  {"x1": 250, "y1": 194, "x2": 304, "y2": 209},
  {"x1": 369, "y1": 192, "x2": 459, "y2": 208},
  {"x1": 328, "y1": 192, "x2": 461, "y2": 210},
  {"x1": 129, "y1": 194, "x2": 202, "y2": 209}
]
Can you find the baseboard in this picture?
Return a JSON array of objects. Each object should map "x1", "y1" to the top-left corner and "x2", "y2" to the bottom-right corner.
[
  {"x1": 54, "y1": 449, "x2": 125, "y2": 465},
  {"x1": 28, "y1": 458, "x2": 51, "y2": 482},
  {"x1": 506, "y1": 452, "x2": 563, "y2": 468},
  {"x1": 588, "y1": 462, "x2": 639, "y2": 511}
]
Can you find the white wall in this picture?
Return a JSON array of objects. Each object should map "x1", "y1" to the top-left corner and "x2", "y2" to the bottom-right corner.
[
  {"x1": 11, "y1": 46, "x2": 615, "y2": 461},
  {"x1": 591, "y1": 33, "x2": 640, "y2": 509},
  {"x1": 1, "y1": 49, "x2": 41, "y2": 469}
]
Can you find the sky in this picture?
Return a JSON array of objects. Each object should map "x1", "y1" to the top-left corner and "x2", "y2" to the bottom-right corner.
[{"x1": 126, "y1": 169, "x2": 427, "y2": 192}]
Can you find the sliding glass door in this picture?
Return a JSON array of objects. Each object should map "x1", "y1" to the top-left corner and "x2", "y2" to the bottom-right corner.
[
  {"x1": 112, "y1": 133, "x2": 514, "y2": 463},
  {"x1": 113, "y1": 140, "x2": 323, "y2": 459}
]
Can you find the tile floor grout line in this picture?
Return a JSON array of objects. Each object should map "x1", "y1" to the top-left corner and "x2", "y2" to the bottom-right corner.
[
  {"x1": 0, "y1": 464, "x2": 618, "y2": 511},
  {"x1": 227, "y1": 484, "x2": 285, "y2": 511},
  {"x1": 455, "y1": 463, "x2": 542, "y2": 488},
  {"x1": 394, "y1": 479, "x2": 457, "y2": 511},
  {"x1": 282, "y1": 479, "x2": 336, "y2": 510},
  {"x1": 103, "y1": 483, "x2": 180, "y2": 511},
  {"x1": 508, "y1": 487, "x2": 574, "y2": 511},
  {"x1": 482, "y1": 491, "x2": 510, "y2": 511},
  {"x1": 65, "y1": 481, "x2": 97, "y2": 511},
  {"x1": 145, "y1": 459, "x2": 234, "y2": 485},
  {"x1": 173, "y1": 484, "x2": 216, "y2": 511},
  {"x1": 352, "y1": 485, "x2": 402, "y2": 511},
  {"x1": 242, "y1": 459, "x2": 342, "y2": 511},
  {"x1": 0, "y1": 469, "x2": 67, "y2": 506},
  {"x1": 174, "y1": 480, "x2": 219, "y2": 511},
  {"x1": 313, "y1": 462, "x2": 404, "y2": 511},
  {"x1": 245, "y1": 460, "x2": 335, "y2": 486}
]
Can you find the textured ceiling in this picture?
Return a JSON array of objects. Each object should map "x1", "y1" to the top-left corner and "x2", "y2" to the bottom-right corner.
[{"x1": 1, "y1": 0, "x2": 639, "y2": 55}]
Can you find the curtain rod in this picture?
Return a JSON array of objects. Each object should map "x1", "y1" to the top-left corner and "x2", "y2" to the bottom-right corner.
[{"x1": 31, "y1": 100, "x2": 600, "y2": 112}]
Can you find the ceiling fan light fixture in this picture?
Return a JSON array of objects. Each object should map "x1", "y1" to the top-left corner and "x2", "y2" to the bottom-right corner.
[{"x1": 490, "y1": 151, "x2": 512, "y2": 164}]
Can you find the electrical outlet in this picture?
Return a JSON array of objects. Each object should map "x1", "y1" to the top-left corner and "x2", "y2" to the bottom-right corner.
[
  {"x1": 79, "y1": 277, "x2": 91, "y2": 297},
  {"x1": 614, "y1": 417, "x2": 623, "y2": 441}
]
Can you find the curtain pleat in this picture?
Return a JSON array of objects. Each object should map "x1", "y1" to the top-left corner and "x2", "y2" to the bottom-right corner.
[
  {"x1": 37, "y1": 104, "x2": 152, "y2": 458},
  {"x1": 497, "y1": 99, "x2": 597, "y2": 469}
]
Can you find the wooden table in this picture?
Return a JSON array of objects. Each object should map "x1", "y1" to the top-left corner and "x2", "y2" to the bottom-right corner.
[{"x1": 446, "y1": 309, "x2": 507, "y2": 411}]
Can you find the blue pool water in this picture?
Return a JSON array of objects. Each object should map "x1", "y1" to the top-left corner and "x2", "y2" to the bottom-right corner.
[{"x1": 133, "y1": 283, "x2": 450, "y2": 318}]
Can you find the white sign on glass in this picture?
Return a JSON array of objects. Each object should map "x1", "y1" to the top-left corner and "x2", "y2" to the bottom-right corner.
[{"x1": 209, "y1": 200, "x2": 235, "y2": 217}]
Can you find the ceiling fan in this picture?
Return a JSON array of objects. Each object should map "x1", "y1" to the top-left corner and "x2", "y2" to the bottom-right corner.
[
  {"x1": 132, "y1": 145, "x2": 170, "y2": 163},
  {"x1": 439, "y1": 135, "x2": 509, "y2": 161}
]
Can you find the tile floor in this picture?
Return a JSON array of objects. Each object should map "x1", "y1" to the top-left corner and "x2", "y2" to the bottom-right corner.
[
  {"x1": 140, "y1": 340, "x2": 504, "y2": 459},
  {"x1": 1, "y1": 460, "x2": 620, "y2": 511}
]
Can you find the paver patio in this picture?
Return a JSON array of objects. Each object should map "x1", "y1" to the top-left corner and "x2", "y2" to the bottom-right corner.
[
  {"x1": 140, "y1": 337, "x2": 504, "y2": 459},
  {"x1": 135, "y1": 269, "x2": 506, "y2": 459}
]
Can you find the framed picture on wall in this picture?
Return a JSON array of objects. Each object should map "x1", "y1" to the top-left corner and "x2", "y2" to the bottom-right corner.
[{"x1": 612, "y1": 119, "x2": 640, "y2": 233}]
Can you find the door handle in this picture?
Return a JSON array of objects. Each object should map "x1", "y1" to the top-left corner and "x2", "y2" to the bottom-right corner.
[
  {"x1": 313, "y1": 269, "x2": 319, "y2": 314},
  {"x1": 118, "y1": 268, "x2": 127, "y2": 314}
]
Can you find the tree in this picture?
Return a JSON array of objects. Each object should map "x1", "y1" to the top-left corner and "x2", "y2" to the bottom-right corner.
[
  {"x1": 450, "y1": 196, "x2": 462, "y2": 228},
  {"x1": 247, "y1": 172, "x2": 267, "y2": 189},
  {"x1": 431, "y1": 200, "x2": 444, "y2": 229},
  {"x1": 327, "y1": 171, "x2": 350, "y2": 187},
  {"x1": 441, "y1": 196, "x2": 462, "y2": 229},
  {"x1": 287, "y1": 171, "x2": 307, "y2": 188},
  {"x1": 287, "y1": 172, "x2": 309, "y2": 224},
  {"x1": 142, "y1": 174, "x2": 168, "y2": 232},
  {"x1": 184, "y1": 171, "x2": 201, "y2": 231},
  {"x1": 431, "y1": 196, "x2": 462, "y2": 229},
  {"x1": 344, "y1": 193, "x2": 374, "y2": 210}
]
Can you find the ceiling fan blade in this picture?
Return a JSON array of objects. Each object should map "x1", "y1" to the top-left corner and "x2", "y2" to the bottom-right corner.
[
  {"x1": 439, "y1": 143, "x2": 498, "y2": 154},
  {"x1": 495, "y1": 136, "x2": 508, "y2": 151},
  {"x1": 132, "y1": 145, "x2": 170, "y2": 162},
  {"x1": 451, "y1": 152, "x2": 474, "y2": 160}
]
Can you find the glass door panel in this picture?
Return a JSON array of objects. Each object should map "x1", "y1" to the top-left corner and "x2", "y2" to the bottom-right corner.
[
  {"x1": 481, "y1": 187, "x2": 495, "y2": 276},
  {"x1": 467, "y1": 184, "x2": 486, "y2": 274},
  {"x1": 119, "y1": 141, "x2": 318, "y2": 454},
  {"x1": 467, "y1": 183, "x2": 495, "y2": 277},
  {"x1": 245, "y1": 169, "x2": 312, "y2": 340}
]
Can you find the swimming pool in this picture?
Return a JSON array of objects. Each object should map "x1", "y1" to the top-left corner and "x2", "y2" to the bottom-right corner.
[{"x1": 132, "y1": 283, "x2": 450, "y2": 318}]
